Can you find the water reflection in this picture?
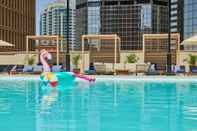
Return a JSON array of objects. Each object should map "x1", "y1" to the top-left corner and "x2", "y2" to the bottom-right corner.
[{"x1": 35, "y1": 80, "x2": 197, "y2": 131}]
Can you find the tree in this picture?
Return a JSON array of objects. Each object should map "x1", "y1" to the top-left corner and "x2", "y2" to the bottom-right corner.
[{"x1": 126, "y1": 54, "x2": 139, "y2": 63}]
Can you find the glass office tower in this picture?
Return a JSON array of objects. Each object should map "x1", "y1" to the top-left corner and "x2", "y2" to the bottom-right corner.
[
  {"x1": 76, "y1": 0, "x2": 169, "y2": 50},
  {"x1": 184, "y1": 0, "x2": 197, "y2": 39}
]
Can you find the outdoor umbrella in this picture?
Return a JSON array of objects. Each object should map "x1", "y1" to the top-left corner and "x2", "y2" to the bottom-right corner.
[
  {"x1": 0, "y1": 40, "x2": 14, "y2": 46},
  {"x1": 181, "y1": 35, "x2": 197, "y2": 45}
]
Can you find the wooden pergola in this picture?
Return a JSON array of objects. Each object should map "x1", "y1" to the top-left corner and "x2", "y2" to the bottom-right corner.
[
  {"x1": 80, "y1": 34, "x2": 121, "y2": 74},
  {"x1": 26, "y1": 35, "x2": 64, "y2": 65}
]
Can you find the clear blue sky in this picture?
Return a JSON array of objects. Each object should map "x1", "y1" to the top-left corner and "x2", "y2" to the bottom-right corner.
[{"x1": 36, "y1": 0, "x2": 55, "y2": 35}]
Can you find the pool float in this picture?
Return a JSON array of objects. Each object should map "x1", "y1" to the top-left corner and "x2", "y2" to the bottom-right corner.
[{"x1": 39, "y1": 49, "x2": 95, "y2": 89}]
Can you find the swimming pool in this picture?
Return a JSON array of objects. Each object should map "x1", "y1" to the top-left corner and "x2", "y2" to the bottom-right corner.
[{"x1": 0, "y1": 76, "x2": 197, "y2": 131}]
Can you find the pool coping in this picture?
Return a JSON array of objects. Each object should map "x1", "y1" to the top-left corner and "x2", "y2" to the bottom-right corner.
[{"x1": 0, "y1": 75, "x2": 197, "y2": 82}]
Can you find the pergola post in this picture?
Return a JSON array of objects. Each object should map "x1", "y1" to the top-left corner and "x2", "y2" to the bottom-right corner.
[
  {"x1": 26, "y1": 36, "x2": 29, "y2": 65},
  {"x1": 81, "y1": 36, "x2": 85, "y2": 74},
  {"x1": 56, "y1": 36, "x2": 59, "y2": 66},
  {"x1": 114, "y1": 36, "x2": 117, "y2": 75}
]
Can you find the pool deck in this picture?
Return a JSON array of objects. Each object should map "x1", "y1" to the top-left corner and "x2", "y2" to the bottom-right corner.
[{"x1": 0, "y1": 73, "x2": 197, "y2": 82}]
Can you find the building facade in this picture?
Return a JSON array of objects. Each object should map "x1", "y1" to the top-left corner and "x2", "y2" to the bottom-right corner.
[
  {"x1": 76, "y1": 0, "x2": 169, "y2": 51},
  {"x1": 40, "y1": 1, "x2": 76, "y2": 51},
  {"x1": 0, "y1": 0, "x2": 35, "y2": 52},
  {"x1": 170, "y1": 0, "x2": 183, "y2": 41},
  {"x1": 183, "y1": 0, "x2": 197, "y2": 39}
]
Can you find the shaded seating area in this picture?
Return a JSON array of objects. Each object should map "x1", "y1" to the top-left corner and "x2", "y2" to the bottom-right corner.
[{"x1": 80, "y1": 34, "x2": 121, "y2": 75}]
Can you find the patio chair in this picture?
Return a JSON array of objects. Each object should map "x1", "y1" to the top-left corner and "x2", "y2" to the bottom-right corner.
[{"x1": 33, "y1": 65, "x2": 43, "y2": 74}]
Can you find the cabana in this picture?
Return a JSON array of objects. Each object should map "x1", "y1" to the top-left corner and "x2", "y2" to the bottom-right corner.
[
  {"x1": 181, "y1": 35, "x2": 197, "y2": 45},
  {"x1": 80, "y1": 34, "x2": 121, "y2": 75},
  {"x1": 0, "y1": 40, "x2": 14, "y2": 47},
  {"x1": 26, "y1": 35, "x2": 64, "y2": 65}
]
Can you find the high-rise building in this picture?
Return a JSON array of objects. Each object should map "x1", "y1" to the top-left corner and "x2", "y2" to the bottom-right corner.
[
  {"x1": 0, "y1": 0, "x2": 35, "y2": 52},
  {"x1": 183, "y1": 0, "x2": 197, "y2": 39},
  {"x1": 40, "y1": 1, "x2": 76, "y2": 50},
  {"x1": 170, "y1": 0, "x2": 183, "y2": 41},
  {"x1": 76, "y1": 0, "x2": 169, "y2": 50}
]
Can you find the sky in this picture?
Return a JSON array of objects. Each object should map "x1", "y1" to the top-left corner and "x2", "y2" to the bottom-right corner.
[{"x1": 36, "y1": 0, "x2": 56, "y2": 35}]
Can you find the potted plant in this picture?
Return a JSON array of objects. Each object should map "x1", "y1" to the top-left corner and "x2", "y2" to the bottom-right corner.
[
  {"x1": 72, "y1": 54, "x2": 81, "y2": 73},
  {"x1": 25, "y1": 54, "x2": 36, "y2": 66},
  {"x1": 184, "y1": 54, "x2": 197, "y2": 73},
  {"x1": 123, "y1": 54, "x2": 139, "y2": 72},
  {"x1": 126, "y1": 54, "x2": 139, "y2": 63},
  {"x1": 23, "y1": 54, "x2": 36, "y2": 72}
]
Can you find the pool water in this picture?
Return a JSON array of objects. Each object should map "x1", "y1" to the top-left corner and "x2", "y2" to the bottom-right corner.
[{"x1": 0, "y1": 77, "x2": 197, "y2": 131}]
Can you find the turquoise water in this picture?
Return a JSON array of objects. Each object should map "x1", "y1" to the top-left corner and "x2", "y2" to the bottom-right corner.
[{"x1": 0, "y1": 77, "x2": 197, "y2": 131}]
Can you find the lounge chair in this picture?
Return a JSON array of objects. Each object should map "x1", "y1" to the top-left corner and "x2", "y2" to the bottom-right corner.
[
  {"x1": 33, "y1": 65, "x2": 43, "y2": 74},
  {"x1": 9, "y1": 65, "x2": 17, "y2": 75},
  {"x1": 23, "y1": 65, "x2": 33, "y2": 73},
  {"x1": 51, "y1": 65, "x2": 63, "y2": 72},
  {"x1": 175, "y1": 65, "x2": 186, "y2": 75},
  {"x1": 6, "y1": 65, "x2": 15, "y2": 74},
  {"x1": 190, "y1": 66, "x2": 197, "y2": 75},
  {"x1": 146, "y1": 64, "x2": 159, "y2": 75},
  {"x1": 8, "y1": 65, "x2": 24, "y2": 75},
  {"x1": 1, "y1": 65, "x2": 9, "y2": 72},
  {"x1": 16, "y1": 65, "x2": 24, "y2": 73}
]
